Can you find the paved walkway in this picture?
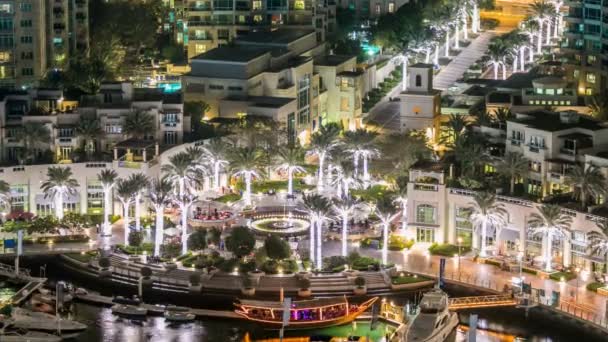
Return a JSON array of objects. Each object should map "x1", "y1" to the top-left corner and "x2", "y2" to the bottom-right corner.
[
  {"x1": 433, "y1": 32, "x2": 494, "y2": 90},
  {"x1": 321, "y1": 240, "x2": 608, "y2": 320}
]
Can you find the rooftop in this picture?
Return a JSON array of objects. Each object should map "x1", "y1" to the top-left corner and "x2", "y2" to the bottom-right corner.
[
  {"x1": 338, "y1": 70, "x2": 364, "y2": 77},
  {"x1": 487, "y1": 92, "x2": 512, "y2": 104},
  {"x1": 237, "y1": 29, "x2": 315, "y2": 44},
  {"x1": 508, "y1": 111, "x2": 607, "y2": 131},
  {"x1": 192, "y1": 46, "x2": 271, "y2": 63},
  {"x1": 410, "y1": 63, "x2": 434, "y2": 69},
  {"x1": 314, "y1": 54, "x2": 354, "y2": 67},
  {"x1": 497, "y1": 72, "x2": 536, "y2": 90},
  {"x1": 223, "y1": 95, "x2": 295, "y2": 108}
]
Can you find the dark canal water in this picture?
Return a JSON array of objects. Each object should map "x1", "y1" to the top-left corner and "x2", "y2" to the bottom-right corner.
[{"x1": 2, "y1": 256, "x2": 606, "y2": 342}]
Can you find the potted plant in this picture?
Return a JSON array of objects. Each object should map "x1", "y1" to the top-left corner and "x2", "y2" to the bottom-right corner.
[
  {"x1": 241, "y1": 276, "x2": 256, "y2": 296},
  {"x1": 353, "y1": 276, "x2": 367, "y2": 295},
  {"x1": 248, "y1": 269, "x2": 265, "y2": 283},
  {"x1": 297, "y1": 278, "x2": 312, "y2": 298},
  {"x1": 98, "y1": 257, "x2": 112, "y2": 278},
  {"x1": 189, "y1": 273, "x2": 202, "y2": 292},
  {"x1": 140, "y1": 266, "x2": 153, "y2": 286}
]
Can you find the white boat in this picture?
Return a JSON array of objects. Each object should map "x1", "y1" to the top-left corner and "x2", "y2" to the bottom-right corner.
[
  {"x1": 164, "y1": 305, "x2": 195, "y2": 322},
  {"x1": 111, "y1": 304, "x2": 148, "y2": 317},
  {"x1": 406, "y1": 289, "x2": 459, "y2": 342},
  {"x1": 0, "y1": 330, "x2": 62, "y2": 342},
  {"x1": 7, "y1": 307, "x2": 87, "y2": 335}
]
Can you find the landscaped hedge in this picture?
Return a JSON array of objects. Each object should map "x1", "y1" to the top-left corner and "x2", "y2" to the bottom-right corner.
[
  {"x1": 351, "y1": 256, "x2": 380, "y2": 271},
  {"x1": 212, "y1": 193, "x2": 242, "y2": 203},
  {"x1": 260, "y1": 259, "x2": 298, "y2": 274},
  {"x1": 24, "y1": 234, "x2": 90, "y2": 244},
  {"x1": 388, "y1": 235, "x2": 414, "y2": 251},
  {"x1": 484, "y1": 259, "x2": 501, "y2": 267},
  {"x1": 116, "y1": 243, "x2": 154, "y2": 255},
  {"x1": 586, "y1": 282, "x2": 606, "y2": 292},
  {"x1": 549, "y1": 271, "x2": 577, "y2": 282},
  {"x1": 428, "y1": 243, "x2": 471, "y2": 257},
  {"x1": 391, "y1": 273, "x2": 432, "y2": 285}
]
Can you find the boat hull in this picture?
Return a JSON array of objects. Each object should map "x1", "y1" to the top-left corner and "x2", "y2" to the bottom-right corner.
[{"x1": 406, "y1": 311, "x2": 459, "y2": 342}]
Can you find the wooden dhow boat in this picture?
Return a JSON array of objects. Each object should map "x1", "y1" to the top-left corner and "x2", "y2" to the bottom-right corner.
[{"x1": 234, "y1": 296, "x2": 378, "y2": 330}]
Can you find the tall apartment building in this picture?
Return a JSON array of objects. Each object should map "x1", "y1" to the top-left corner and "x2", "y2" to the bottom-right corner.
[
  {"x1": 168, "y1": 0, "x2": 335, "y2": 60},
  {"x1": 0, "y1": 0, "x2": 89, "y2": 89},
  {"x1": 336, "y1": 0, "x2": 405, "y2": 18},
  {"x1": 562, "y1": 0, "x2": 606, "y2": 96}
]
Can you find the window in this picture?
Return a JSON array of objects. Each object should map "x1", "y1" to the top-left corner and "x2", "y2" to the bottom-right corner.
[
  {"x1": 0, "y1": 17, "x2": 12, "y2": 30},
  {"x1": 253, "y1": 0, "x2": 262, "y2": 9},
  {"x1": 375, "y1": 4, "x2": 380, "y2": 14},
  {"x1": 105, "y1": 124, "x2": 122, "y2": 134},
  {"x1": 21, "y1": 68, "x2": 33, "y2": 76},
  {"x1": 195, "y1": 44, "x2": 206, "y2": 54},
  {"x1": 340, "y1": 97, "x2": 349, "y2": 111},
  {"x1": 20, "y1": 36, "x2": 32, "y2": 44},
  {"x1": 228, "y1": 86, "x2": 243, "y2": 91},
  {"x1": 545, "y1": 88, "x2": 555, "y2": 95},
  {"x1": 415, "y1": 74, "x2": 422, "y2": 87},
  {"x1": 388, "y1": 2, "x2": 395, "y2": 13},
  {"x1": 587, "y1": 73, "x2": 596, "y2": 84},
  {"x1": 19, "y1": 3, "x2": 32, "y2": 12},
  {"x1": 253, "y1": 14, "x2": 263, "y2": 23},
  {"x1": 0, "y1": 4, "x2": 12, "y2": 13},
  {"x1": 164, "y1": 131, "x2": 177, "y2": 145},
  {"x1": 529, "y1": 135, "x2": 545, "y2": 148},
  {"x1": 294, "y1": 0, "x2": 305, "y2": 9},
  {"x1": 416, "y1": 204, "x2": 435, "y2": 224},
  {"x1": 0, "y1": 51, "x2": 9, "y2": 62},
  {"x1": 209, "y1": 84, "x2": 224, "y2": 90},
  {"x1": 416, "y1": 227, "x2": 435, "y2": 243},
  {"x1": 587, "y1": 55, "x2": 597, "y2": 65},
  {"x1": 586, "y1": 88, "x2": 593, "y2": 95},
  {"x1": 529, "y1": 161, "x2": 542, "y2": 172},
  {"x1": 21, "y1": 51, "x2": 33, "y2": 60},
  {"x1": 298, "y1": 108, "x2": 309, "y2": 125},
  {"x1": 20, "y1": 19, "x2": 31, "y2": 27}
]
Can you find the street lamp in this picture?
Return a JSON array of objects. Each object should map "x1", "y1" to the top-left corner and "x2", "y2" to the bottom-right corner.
[
  {"x1": 457, "y1": 237, "x2": 463, "y2": 280},
  {"x1": 574, "y1": 266, "x2": 581, "y2": 303},
  {"x1": 517, "y1": 251, "x2": 524, "y2": 291}
]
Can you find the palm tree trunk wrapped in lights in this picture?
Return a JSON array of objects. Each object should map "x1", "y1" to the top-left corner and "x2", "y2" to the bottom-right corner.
[
  {"x1": 115, "y1": 179, "x2": 135, "y2": 245},
  {"x1": 528, "y1": 204, "x2": 572, "y2": 272},
  {"x1": 333, "y1": 198, "x2": 360, "y2": 257},
  {"x1": 127, "y1": 173, "x2": 148, "y2": 232},
  {"x1": 467, "y1": 192, "x2": 507, "y2": 257},
  {"x1": 309, "y1": 124, "x2": 340, "y2": 192},
  {"x1": 41, "y1": 166, "x2": 79, "y2": 220},
  {"x1": 275, "y1": 146, "x2": 306, "y2": 197},
  {"x1": 98, "y1": 169, "x2": 118, "y2": 236},
  {"x1": 303, "y1": 194, "x2": 331, "y2": 270},
  {"x1": 375, "y1": 194, "x2": 399, "y2": 266},
  {"x1": 229, "y1": 147, "x2": 264, "y2": 207},
  {"x1": 148, "y1": 178, "x2": 173, "y2": 257},
  {"x1": 202, "y1": 138, "x2": 229, "y2": 192}
]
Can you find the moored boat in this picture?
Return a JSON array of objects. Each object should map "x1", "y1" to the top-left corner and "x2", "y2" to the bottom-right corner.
[
  {"x1": 4, "y1": 307, "x2": 87, "y2": 336},
  {"x1": 405, "y1": 289, "x2": 458, "y2": 342},
  {"x1": 235, "y1": 296, "x2": 378, "y2": 330},
  {"x1": 164, "y1": 305, "x2": 196, "y2": 322},
  {"x1": 111, "y1": 304, "x2": 148, "y2": 318},
  {"x1": 0, "y1": 330, "x2": 62, "y2": 342}
]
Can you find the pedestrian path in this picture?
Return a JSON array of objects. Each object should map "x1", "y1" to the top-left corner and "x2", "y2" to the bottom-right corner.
[{"x1": 433, "y1": 32, "x2": 494, "y2": 90}]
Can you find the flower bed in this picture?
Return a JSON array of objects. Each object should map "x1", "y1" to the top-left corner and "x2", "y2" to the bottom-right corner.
[
  {"x1": 212, "y1": 193, "x2": 241, "y2": 203},
  {"x1": 24, "y1": 234, "x2": 90, "y2": 245},
  {"x1": 428, "y1": 243, "x2": 471, "y2": 256},
  {"x1": 390, "y1": 273, "x2": 435, "y2": 290},
  {"x1": 586, "y1": 282, "x2": 606, "y2": 292}
]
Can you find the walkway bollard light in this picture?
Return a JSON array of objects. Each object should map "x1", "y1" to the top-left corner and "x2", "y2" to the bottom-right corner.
[{"x1": 457, "y1": 237, "x2": 463, "y2": 281}]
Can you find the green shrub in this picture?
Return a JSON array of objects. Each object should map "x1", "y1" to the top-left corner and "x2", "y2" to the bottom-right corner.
[
  {"x1": 128, "y1": 231, "x2": 144, "y2": 247},
  {"x1": 219, "y1": 258, "x2": 240, "y2": 273},
  {"x1": 586, "y1": 282, "x2": 606, "y2": 292},
  {"x1": 388, "y1": 235, "x2": 414, "y2": 251},
  {"x1": 428, "y1": 243, "x2": 471, "y2": 257},
  {"x1": 351, "y1": 256, "x2": 380, "y2": 271},
  {"x1": 260, "y1": 259, "x2": 298, "y2": 274},
  {"x1": 189, "y1": 273, "x2": 201, "y2": 286},
  {"x1": 522, "y1": 267, "x2": 537, "y2": 275},
  {"x1": 98, "y1": 257, "x2": 111, "y2": 268},
  {"x1": 485, "y1": 259, "x2": 501, "y2": 267},
  {"x1": 323, "y1": 256, "x2": 348, "y2": 272},
  {"x1": 239, "y1": 260, "x2": 257, "y2": 273},
  {"x1": 212, "y1": 193, "x2": 241, "y2": 203},
  {"x1": 354, "y1": 276, "x2": 366, "y2": 287},
  {"x1": 24, "y1": 234, "x2": 90, "y2": 245},
  {"x1": 298, "y1": 278, "x2": 311, "y2": 289},
  {"x1": 140, "y1": 266, "x2": 152, "y2": 278},
  {"x1": 161, "y1": 242, "x2": 182, "y2": 259},
  {"x1": 391, "y1": 273, "x2": 431, "y2": 285},
  {"x1": 549, "y1": 271, "x2": 577, "y2": 282}
]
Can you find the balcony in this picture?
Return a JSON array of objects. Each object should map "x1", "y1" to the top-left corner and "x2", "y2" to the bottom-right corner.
[
  {"x1": 188, "y1": 6, "x2": 212, "y2": 11},
  {"x1": 528, "y1": 144, "x2": 545, "y2": 153},
  {"x1": 189, "y1": 34, "x2": 212, "y2": 41},
  {"x1": 413, "y1": 183, "x2": 438, "y2": 191},
  {"x1": 510, "y1": 139, "x2": 523, "y2": 146}
]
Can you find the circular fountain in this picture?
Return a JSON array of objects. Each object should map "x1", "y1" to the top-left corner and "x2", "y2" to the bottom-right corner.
[{"x1": 249, "y1": 209, "x2": 310, "y2": 236}]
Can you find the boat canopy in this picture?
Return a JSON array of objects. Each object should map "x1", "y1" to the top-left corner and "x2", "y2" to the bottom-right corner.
[{"x1": 237, "y1": 297, "x2": 348, "y2": 310}]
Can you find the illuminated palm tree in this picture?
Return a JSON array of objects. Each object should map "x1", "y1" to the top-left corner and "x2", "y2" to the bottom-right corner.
[
  {"x1": 16, "y1": 122, "x2": 51, "y2": 164},
  {"x1": 98, "y1": 169, "x2": 118, "y2": 236},
  {"x1": 528, "y1": 204, "x2": 572, "y2": 272},
  {"x1": 588, "y1": 220, "x2": 608, "y2": 273},
  {"x1": 41, "y1": 166, "x2": 79, "y2": 220},
  {"x1": 302, "y1": 194, "x2": 331, "y2": 269},
  {"x1": 487, "y1": 37, "x2": 508, "y2": 80},
  {"x1": 203, "y1": 138, "x2": 230, "y2": 191},
  {"x1": 148, "y1": 177, "x2": 173, "y2": 257},
  {"x1": 127, "y1": 173, "x2": 148, "y2": 232},
  {"x1": 494, "y1": 152, "x2": 528, "y2": 195},
  {"x1": 566, "y1": 164, "x2": 607, "y2": 210},
  {"x1": 467, "y1": 192, "x2": 507, "y2": 257},
  {"x1": 115, "y1": 179, "x2": 135, "y2": 245},
  {"x1": 162, "y1": 152, "x2": 202, "y2": 254},
  {"x1": 332, "y1": 162, "x2": 361, "y2": 199},
  {"x1": 229, "y1": 147, "x2": 265, "y2": 206},
  {"x1": 309, "y1": 123, "x2": 341, "y2": 191},
  {"x1": 332, "y1": 197, "x2": 360, "y2": 257},
  {"x1": 375, "y1": 194, "x2": 399, "y2": 266},
  {"x1": 528, "y1": 0, "x2": 554, "y2": 53},
  {"x1": 275, "y1": 146, "x2": 306, "y2": 197}
]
